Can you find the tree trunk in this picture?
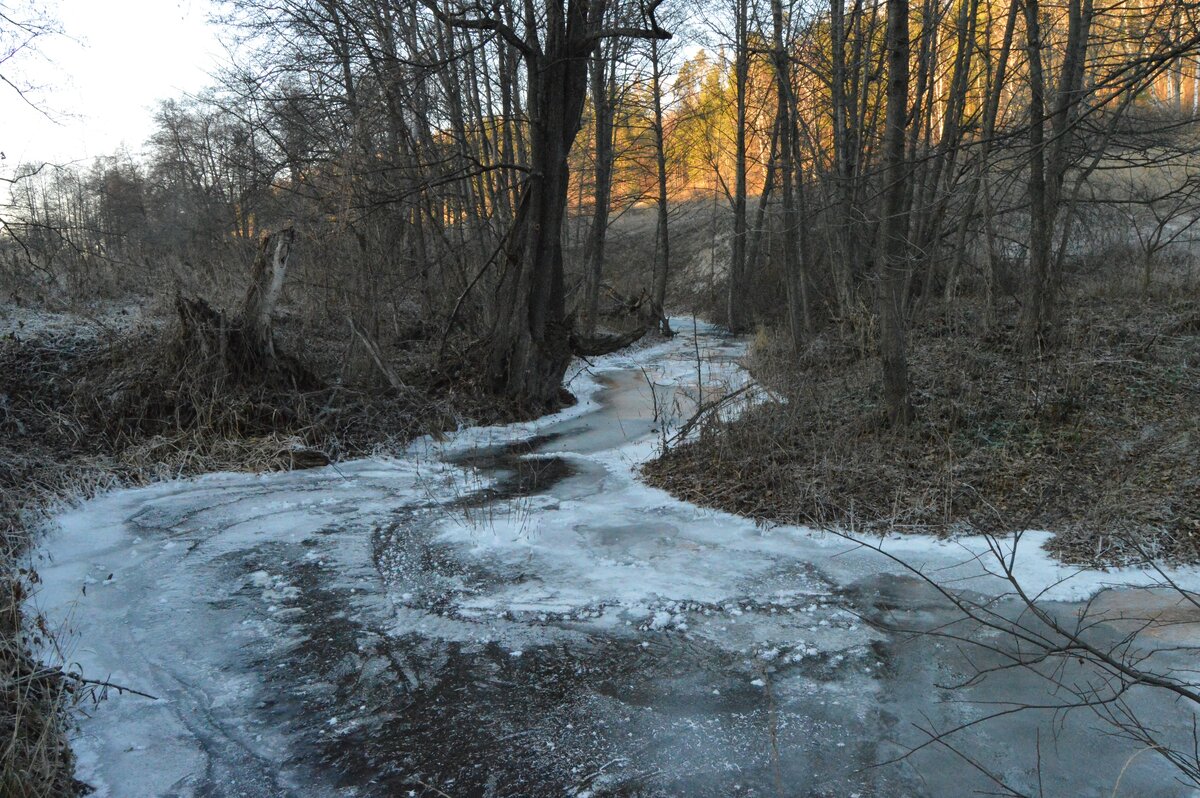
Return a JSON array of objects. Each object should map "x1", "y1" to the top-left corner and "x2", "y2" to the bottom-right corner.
[
  {"x1": 1020, "y1": 0, "x2": 1052, "y2": 351},
  {"x1": 581, "y1": 47, "x2": 616, "y2": 336},
  {"x1": 488, "y1": 51, "x2": 580, "y2": 409},
  {"x1": 773, "y1": 0, "x2": 808, "y2": 348},
  {"x1": 239, "y1": 225, "x2": 295, "y2": 366},
  {"x1": 1020, "y1": 0, "x2": 1093, "y2": 351},
  {"x1": 650, "y1": 34, "x2": 674, "y2": 336},
  {"x1": 829, "y1": 0, "x2": 856, "y2": 317},
  {"x1": 726, "y1": 0, "x2": 750, "y2": 332},
  {"x1": 475, "y1": 1, "x2": 669, "y2": 410},
  {"x1": 945, "y1": 0, "x2": 1018, "y2": 306},
  {"x1": 745, "y1": 119, "x2": 780, "y2": 284},
  {"x1": 878, "y1": 0, "x2": 913, "y2": 425}
]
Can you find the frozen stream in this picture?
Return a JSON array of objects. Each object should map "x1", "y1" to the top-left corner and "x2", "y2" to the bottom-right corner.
[{"x1": 33, "y1": 320, "x2": 1200, "y2": 797}]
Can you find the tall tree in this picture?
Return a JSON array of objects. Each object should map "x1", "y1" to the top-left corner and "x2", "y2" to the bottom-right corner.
[
  {"x1": 1019, "y1": 0, "x2": 1095, "y2": 351},
  {"x1": 581, "y1": 39, "x2": 619, "y2": 336},
  {"x1": 648, "y1": 31, "x2": 673, "y2": 334},
  {"x1": 423, "y1": 0, "x2": 670, "y2": 409},
  {"x1": 878, "y1": 0, "x2": 913, "y2": 425},
  {"x1": 772, "y1": 0, "x2": 808, "y2": 346},
  {"x1": 726, "y1": 0, "x2": 751, "y2": 332}
]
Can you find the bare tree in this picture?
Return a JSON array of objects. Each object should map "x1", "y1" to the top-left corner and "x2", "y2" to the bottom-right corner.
[
  {"x1": 0, "y1": 1, "x2": 60, "y2": 116},
  {"x1": 726, "y1": 0, "x2": 751, "y2": 333},
  {"x1": 772, "y1": 0, "x2": 808, "y2": 346},
  {"x1": 420, "y1": 0, "x2": 670, "y2": 408},
  {"x1": 580, "y1": 35, "x2": 621, "y2": 336},
  {"x1": 877, "y1": 0, "x2": 912, "y2": 425},
  {"x1": 648, "y1": 30, "x2": 674, "y2": 334}
]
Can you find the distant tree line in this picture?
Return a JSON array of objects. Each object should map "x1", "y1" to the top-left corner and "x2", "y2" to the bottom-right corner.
[{"x1": 3, "y1": 0, "x2": 1200, "y2": 415}]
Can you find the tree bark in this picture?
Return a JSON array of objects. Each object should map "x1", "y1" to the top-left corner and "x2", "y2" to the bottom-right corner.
[
  {"x1": 829, "y1": 0, "x2": 853, "y2": 316},
  {"x1": 878, "y1": 0, "x2": 914, "y2": 425},
  {"x1": 944, "y1": 0, "x2": 1018, "y2": 307},
  {"x1": 488, "y1": 43, "x2": 581, "y2": 409},
  {"x1": 1019, "y1": 0, "x2": 1093, "y2": 351},
  {"x1": 649, "y1": 34, "x2": 674, "y2": 336},
  {"x1": 726, "y1": 0, "x2": 750, "y2": 332},
  {"x1": 430, "y1": 0, "x2": 670, "y2": 410},
  {"x1": 745, "y1": 119, "x2": 780, "y2": 285},
  {"x1": 581, "y1": 46, "x2": 617, "y2": 336},
  {"x1": 773, "y1": 0, "x2": 809, "y2": 348},
  {"x1": 239, "y1": 225, "x2": 295, "y2": 366},
  {"x1": 1020, "y1": 0, "x2": 1053, "y2": 352}
]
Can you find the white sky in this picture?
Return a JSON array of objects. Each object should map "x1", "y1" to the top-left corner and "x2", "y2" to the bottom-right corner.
[{"x1": 1, "y1": 0, "x2": 225, "y2": 167}]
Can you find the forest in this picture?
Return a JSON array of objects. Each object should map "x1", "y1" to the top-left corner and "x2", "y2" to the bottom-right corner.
[{"x1": 3, "y1": 0, "x2": 1200, "y2": 794}]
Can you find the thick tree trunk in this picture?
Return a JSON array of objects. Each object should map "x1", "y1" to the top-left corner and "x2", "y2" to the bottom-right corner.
[
  {"x1": 488, "y1": 50, "x2": 580, "y2": 409},
  {"x1": 426, "y1": 0, "x2": 669, "y2": 410},
  {"x1": 878, "y1": 0, "x2": 913, "y2": 425}
]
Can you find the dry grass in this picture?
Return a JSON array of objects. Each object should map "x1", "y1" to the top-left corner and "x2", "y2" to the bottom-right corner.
[
  {"x1": 1, "y1": 307, "x2": 512, "y2": 497},
  {"x1": 0, "y1": 573, "x2": 86, "y2": 798},
  {"x1": 644, "y1": 289, "x2": 1200, "y2": 566}
]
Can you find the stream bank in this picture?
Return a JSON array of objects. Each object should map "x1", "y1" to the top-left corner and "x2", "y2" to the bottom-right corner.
[{"x1": 33, "y1": 320, "x2": 1200, "y2": 796}]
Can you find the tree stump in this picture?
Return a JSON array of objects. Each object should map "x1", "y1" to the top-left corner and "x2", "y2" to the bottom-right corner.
[{"x1": 173, "y1": 225, "x2": 316, "y2": 388}]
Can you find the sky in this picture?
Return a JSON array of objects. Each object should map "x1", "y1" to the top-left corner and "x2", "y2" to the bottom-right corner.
[
  {"x1": 0, "y1": 1, "x2": 706, "y2": 171},
  {"x1": 1, "y1": 0, "x2": 225, "y2": 168}
]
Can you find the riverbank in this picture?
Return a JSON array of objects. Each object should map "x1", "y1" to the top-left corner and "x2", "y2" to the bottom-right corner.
[
  {"x1": 30, "y1": 319, "x2": 1200, "y2": 796},
  {"x1": 0, "y1": 298, "x2": 545, "y2": 796},
  {"x1": 643, "y1": 292, "x2": 1200, "y2": 567}
]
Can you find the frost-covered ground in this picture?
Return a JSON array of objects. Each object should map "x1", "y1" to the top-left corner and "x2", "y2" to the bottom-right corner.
[{"x1": 31, "y1": 320, "x2": 1200, "y2": 796}]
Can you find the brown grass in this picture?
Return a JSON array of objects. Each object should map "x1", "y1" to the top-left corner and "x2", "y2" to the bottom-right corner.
[
  {"x1": 0, "y1": 574, "x2": 85, "y2": 798},
  {"x1": 644, "y1": 290, "x2": 1200, "y2": 566}
]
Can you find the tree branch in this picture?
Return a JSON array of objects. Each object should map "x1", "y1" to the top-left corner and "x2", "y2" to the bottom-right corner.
[{"x1": 416, "y1": 0, "x2": 536, "y2": 58}]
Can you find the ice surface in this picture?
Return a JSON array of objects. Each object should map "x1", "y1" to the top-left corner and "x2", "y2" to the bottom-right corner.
[{"x1": 29, "y1": 318, "x2": 1200, "y2": 796}]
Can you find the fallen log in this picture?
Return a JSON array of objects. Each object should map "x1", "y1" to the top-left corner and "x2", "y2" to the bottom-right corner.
[
  {"x1": 570, "y1": 322, "x2": 652, "y2": 357},
  {"x1": 349, "y1": 317, "x2": 405, "y2": 392}
]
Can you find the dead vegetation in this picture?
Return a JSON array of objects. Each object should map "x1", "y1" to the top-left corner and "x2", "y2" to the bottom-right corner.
[
  {"x1": 0, "y1": 575, "x2": 85, "y2": 798},
  {"x1": 0, "y1": 300, "x2": 532, "y2": 534},
  {"x1": 0, "y1": 294, "x2": 539, "y2": 796},
  {"x1": 644, "y1": 287, "x2": 1200, "y2": 567}
]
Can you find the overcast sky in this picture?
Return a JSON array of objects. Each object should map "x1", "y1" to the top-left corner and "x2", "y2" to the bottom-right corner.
[{"x1": 2, "y1": 0, "x2": 225, "y2": 167}]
